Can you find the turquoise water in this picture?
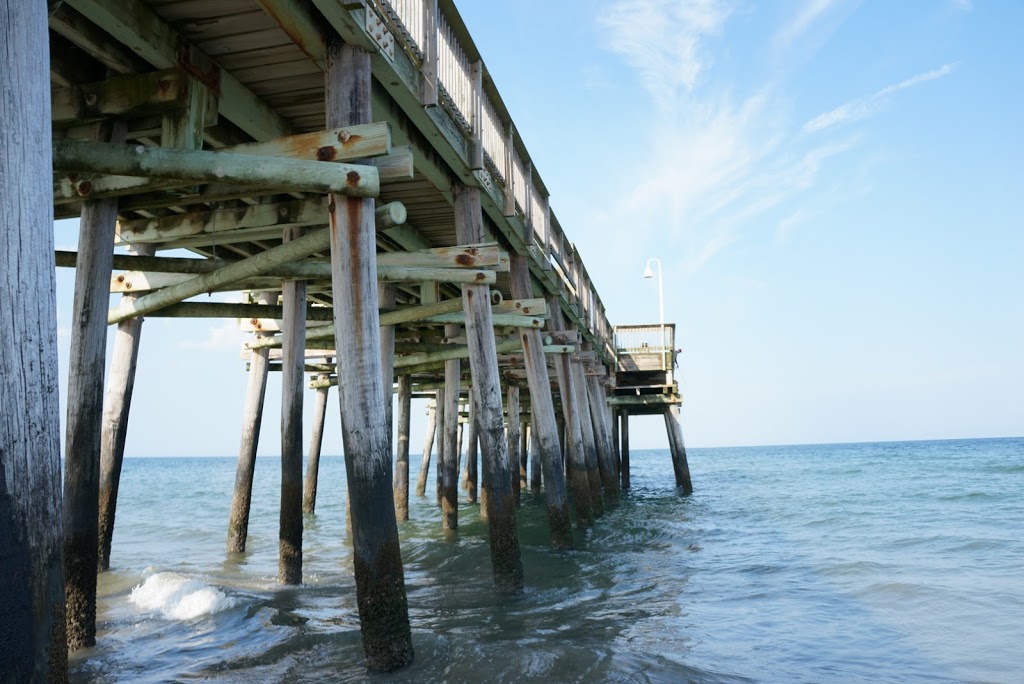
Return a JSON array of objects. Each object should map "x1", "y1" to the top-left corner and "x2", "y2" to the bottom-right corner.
[{"x1": 70, "y1": 438, "x2": 1024, "y2": 683}]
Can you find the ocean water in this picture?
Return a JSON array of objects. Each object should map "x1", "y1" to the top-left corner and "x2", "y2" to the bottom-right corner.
[{"x1": 69, "y1": 438, "x2": 1024, "y2": 683}]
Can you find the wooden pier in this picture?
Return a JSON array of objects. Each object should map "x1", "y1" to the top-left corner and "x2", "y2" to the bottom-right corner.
[{"x1": 0, "y1": 0, "x2": 692, "y2": 678}]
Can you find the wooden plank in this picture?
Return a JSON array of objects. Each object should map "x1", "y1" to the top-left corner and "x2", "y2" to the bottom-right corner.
[
  {"x1": 226, "y1": 122, "x2": 391, "y2": 162},
  {"x1": 0, "y1": 1, "x2": 67, "y2": 677},
  {"x1": 51, "y1": 68, "x2": 207, "y2": 125}
]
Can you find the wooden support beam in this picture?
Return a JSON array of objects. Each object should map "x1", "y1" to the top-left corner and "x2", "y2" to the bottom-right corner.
[
  {"x1": 325, "y1": 40, "x2": 412, "y2": 671},
  {"x1": 441, "y1": 324, "x2": 461, "y2": 530},
  {"x1": 226, "y1": 122, "x2": 391, "y2": 163},
  {"x1": 227, "y1": 292, "x2": 276, "y2": 553},
  {"x1": 53, "y1": 140, "x2": 380, "y2": 197},
  {"x1": 393, "y1": 375, "x2": 412, "y2": 521},
  {"x1": 586, "y1": 374, "x2": 619, "y2": 505},
  {"x1": 279, "y1": 228, "x2": 306, "y2": 585},
  {"x1": 453, "y1": 182, "x2": 523, "y2": 593},
  {"x1": 529, "y1": 412, "x2": 541, "y2": 493},
  {"x1": 520, "y1": 422, "x2": 530, "y2": 494},
  {"x1": 415, "y1": 403, "x2": 437, "y2": 498},
  {"x1": 547, "y1": 295, "x2": 593, "y2": 528},
  {"x1": 464, "y1": 393, "x2": 479, "y2": 504},
  {"x1": 620, "y1": 410, "x2": 630, "y2": 490},
  {"x1": 664, "y1": 406, "x2": 694, "y2": 494},
  {"x1": 65, "y1": 0, "x2": 290, "y2": 141},
  {"x1": 571, "y1": 358, "x2": 605, "y2": 517},
  {"x1": 98, "y1": 244, "x2": 154, "y2": 572},
  {"x1": 508, "y1": 252, "x2": 572, "y2": 546},
  {"x1": 105, "y1": 228, "x2": 332, "y2": 323},
  {"x1": 51, "y1": 68, "x2": 217, "y2": 126},
  {"x1": 0, "y1": 1, "x2": 67, "y2": 677},
  {"x1": 303, "y1": 375, "x2": 331, "y2": 514},
  {"x1": 64, "y1": 120, "x2": 126, "y2": 651},
  {"x1": 506, "y1": 385, "x2": 522, "y2": 506}
]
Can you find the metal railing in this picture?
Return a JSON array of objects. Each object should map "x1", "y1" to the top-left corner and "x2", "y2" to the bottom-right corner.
[{"x1": 614, "y1": 324, "x2": 676, "y2": 373}]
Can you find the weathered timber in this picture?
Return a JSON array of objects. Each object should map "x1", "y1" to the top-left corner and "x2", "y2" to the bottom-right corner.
[
  {"x1": 664, "y1": 406, "x2": 694, "y2": 494},
  {"x1": 586, "y1": 374, "x2": 619, "y2": 505},
  {"x1": 227, "y1": 292, "x2": 275, "y2": 553},
  {"x1": 53, "y1": 140, "x2": 379, "y2": 196},
  {"x1": 621, "y1": 410, "x2": 631, "y2": 490},
  {"x1": 379, "y1": 283, "x2": 397, "y2": 433},
  {"x1": 454, "y1": 182, "x2": 524, "y2": 593},
  {"x1": 442, "y1": 324, "x2": 461, "y2": 530},
  {"x1": 611, "y1": 408, "x2": 621, "y2": 490},
  {"x1": 547, "y1": 296, "x2": 594, "y2": 529},
  {"x1": 106, "y1": 228, "x2": 334, "y2": 323},
  {"x1": 64, "y1": 120, "x2": 125, "y2": 651},
  {"x1": 279, "y1": 227, "x2": 306, "y2": 585},
  {"x1": 508, "y1": 253, "x2": 573, "y2": 547},
  {"x1": 50, "y1": 68, "x2": 215, "y2": 125},
  {"x1": 225, "y1": 122, "x2": 391, "y2": 163},
  {"x1": 0, "y1": 1, "x2": 67, "y2": 677},
  {"x1": 530, "y1": 417, "x2": 542, "y2": 492},
  {"x1": 63, "y1": 0, "x2": 290, "y2": 141},
  {"x1": 303, "y1": 376, "x2": 331, "y2": 514},
  {"x1": 98, "y1": 244, "x2": 155, "y2": 572},
  {"x1": 520, "y1": 424, "x2": 530, "y2": 493},
  {"x1": 571, "y1": 359, "x2": 604, "y2": 517},
  {"x1": 326, "y1": 40, "x2": 412, "y2": 671},
  {"x1": 415, "y1": 404, "x2": 436, "y2": 498},
  {"x1": 507, "y1": 386, "x2": 522, "y2": 506},
  {"x1": 434, "y1": 388, "x2": 444, "y2": 507},
  {"x1": 464, "y1": 394, "x2": 479, "y2": 504},
  {"x1": 393, "y1": 375, "x2": 412, "y2": 521}
]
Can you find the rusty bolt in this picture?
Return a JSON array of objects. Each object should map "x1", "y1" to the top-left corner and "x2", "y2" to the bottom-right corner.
[
  {"x1": 75, "y1": 181, "x2": 93, "y2": 197},
  {"x1": 337, "y1": 129, "x2": 351, "y2": 143},
  {"x1": 85, "y1": 92, "x2": 98, "y2": 106},
  {"x1": 279, "y1": 206, "x2": 288, "y2": 217},
  {"x1": 124, "y1": 282, "x2": 132, "y2": 290},
  {"x1": 116, "y1": 275, "x2": 125, "y2": 283}
]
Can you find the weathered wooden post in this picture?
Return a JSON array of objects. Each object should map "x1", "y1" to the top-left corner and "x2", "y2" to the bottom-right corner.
[
  {"x1": 621, "y1": 410, "x2": 631, "y2": 490},
  {"x1": 571, "y1": 359, "x2": 605, "y2": 516},
  {"x1": 520, "y1": 422, "x2": 529, "y2": 493},
  {"x1": 464, "y1": 394, "x2": 479, "y2": 504},
  {"x1": 279, "y1": 228, "x2": 306, "y2": 585},
  {"x1": 302, "y1": 375, "x2": 331, "y2": 514},
  {"x1": 228, "y1": 292, "x2": 275, "y2": 553},
  {"x1": 547, "y1": 298, "x2": 594, "y2": 528},
  {"x1": 664, "y1": 406, "x2": 694, "y2": 494},
  {"x1": 393, "y1": 375, "x2": 412, "y2": 521},
  {"x1": 586, "y1": 375, "x2": 619, "y2": 505},
  {"x1": 415, "y1": 402, "x2": 436, "y2": 497},
  {"x1": 434, "y1": 388, "x2": 445, "y2": 506},
  {"x1": 506, "y1": 386, "x2": 522, "y2": 505},
  {"x1": 0, "y1": 1, "x2": 67, "y2": 676},
  {"x1": 611, "y1": 407, "x2": 621, "y2": 487},
  {"x1": 508, "y1": 253, "x2": 572, "y2": 547},
  {"x1": 453, "y1": 181, "x2": 523, "y2": 592},
  {"x1": 529, "y1": 416, "x2": 542, "y2": 492},
  {"x1": 64, "y1": 120, "x2": 126, "y2": 650},
  {"x1": 441, "y1": 324, "x2": 461, "y2": 530},
  {"x1": 98, "y1": 244, "x2": 154, "y2": 571},
  {"x1": 325, "y1": 39, "x2": 413, "y2": 669}
]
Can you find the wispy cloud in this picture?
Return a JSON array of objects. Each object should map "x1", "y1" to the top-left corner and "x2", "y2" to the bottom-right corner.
[
  {"x1": 775, "y1": 0, "x2": 842, "y2": 48},
  {"x1": 179, "y1": 320, "x2": 245, "y2": 351},
  {"x1": 804, "y1": 63, "x2": 957, "y2": 133},
  {"x1": 598, "y1": 0, "x2": 731, "y2": 108}
]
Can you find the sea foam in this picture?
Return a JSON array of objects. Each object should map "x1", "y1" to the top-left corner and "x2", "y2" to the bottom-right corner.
[{"x1": 130, "y1": 572, "x2": 237, "y2": 620}]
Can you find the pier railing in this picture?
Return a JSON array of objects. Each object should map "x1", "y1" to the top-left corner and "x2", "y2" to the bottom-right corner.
[
  {"x1": 372, "y1": 0, "x2": 614, "y2": 361},
  {"x1": 614, "y1": 324, "x2": 676, "y2": 374}
]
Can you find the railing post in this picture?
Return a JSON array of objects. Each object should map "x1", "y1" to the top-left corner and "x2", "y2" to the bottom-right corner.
[
  {"x1": 503, "y1": 126, "x2": 516, "y2": 217},
  {"x1": 470, "y1": 60, "x2": 483, "y2": 169},
  {"x1": 420, "y1": 0, "x2": 438, "y2": 107}
]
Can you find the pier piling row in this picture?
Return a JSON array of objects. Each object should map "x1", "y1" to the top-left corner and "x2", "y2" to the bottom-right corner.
[{"x1": 2, "y1": 0, "x2": 692, "y2": 677}]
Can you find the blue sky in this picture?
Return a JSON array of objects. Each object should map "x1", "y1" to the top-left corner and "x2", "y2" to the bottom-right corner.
[{"x1": 54, "y1": 0, "x2": 1022, "y2": 456}]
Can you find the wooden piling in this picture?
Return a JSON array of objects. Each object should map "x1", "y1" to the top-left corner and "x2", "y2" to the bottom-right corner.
[
  {"x1": 435, "y1": 388, "x2": 445, "y2": 506},
  {"x1": 664, "y1": 406, "x2": 694, "y2": 494},
  {"x1": 302, "y1": 376, "x2": 330, "y2": 514},
  {"x1": 279, "y1": 227, "x2": 306, "y2": 585},
  {"x1": 508, "y1": 253, "x2": 573, "y2": 547},
  {"x1": 227, "y1": 292, "x2": 275, "y2": 553},
  {"x1": 0, "y1": 1, "x2": 67, "y2": 676},
  {"x1": 441, "y1": 324, "x2": 461, "y2": 530},
  {"x1": 520, "y1": 423, "x2": 530, "y2": 493},
  {"x1": 547, "y1": 298, "x2": 594, "y2": 528},
  {"x1": 393, "y1": 375, "x2": 412, "y2": 521},
  {"x1": 464, "y1": 394, "x2": 479, "y2": 504},
  {"x1": 586, "y1": 375, "x2": 620, "y2": 505},
  {"x1": 453, "y1": 182, "x2": 523, "y2": 592},
  {"x1": 571, "y1": 360, "x2": 605, "y2": 516},
  {"x1": 64, "y1": 120, "x2": 126, "y2": 650},
  {"x1": 529, "y1": 416, "x2": 542, "y2": 493},
  {"x1": 611, "y1": 408, "x2": 621, "y2": 488},
  {"x1": 98, "y1": 243, "x2": 156, "y2": 571},
  {"x1": 621, "y1": 410, "x2": 631, "y2": 490},
  {"x1": 325, "y1": 39, "x2": 412, "y2": 670},
  {"x1": 415, "y1": 403, "x2": 436, "y2": 497},
  {"x1": 506, "y1": 386, "x2": 522, "y2": 506}
]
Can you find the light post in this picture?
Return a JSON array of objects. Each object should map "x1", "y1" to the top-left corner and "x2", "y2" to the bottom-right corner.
[{"x1": 643, "y1": 257, "x2": 664, "y2": 326}]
